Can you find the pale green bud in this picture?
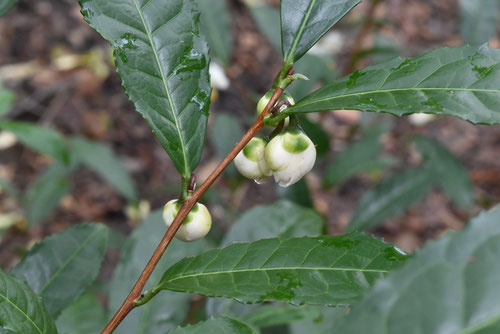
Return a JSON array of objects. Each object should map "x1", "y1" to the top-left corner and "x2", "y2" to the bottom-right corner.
[
  {"x1": 234, "y1": 137, "x2": 272, "y2": 181},
  {"x1": 163, "y1": 200, "x2": 212, "y2": 242}
]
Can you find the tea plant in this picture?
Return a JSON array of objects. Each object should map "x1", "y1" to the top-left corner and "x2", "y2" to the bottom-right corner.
[{"x1": 1, "y1": 0, "x2": 500, "y2": 334}]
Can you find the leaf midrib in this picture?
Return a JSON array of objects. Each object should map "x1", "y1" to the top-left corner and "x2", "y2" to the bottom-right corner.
[
  {"x1": 162, "y1": 265, "x2": 389, "y2": 286},
  {"x1": 0, "y1": 289, "x2": 44, "y2": 334},
  {"x1": 38, "y1": 228, "x2": 101, "y2": 295},
  {"x1": 288, "y1": 87, "x2": 500, "y2": 112},
  {"x1": 284, "y1": 0, "x2": 317, "y2": 63},
  {"x1": 132, "y1": 0, "x2": 190, "y2": 176}
]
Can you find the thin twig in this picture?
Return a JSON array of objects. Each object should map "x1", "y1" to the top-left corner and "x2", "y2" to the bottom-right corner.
[{"x1": 101, "y1": 87, "x2": 284, "y2": 334}]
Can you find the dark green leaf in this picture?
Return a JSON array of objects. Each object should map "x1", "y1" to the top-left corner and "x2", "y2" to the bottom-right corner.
[
  {"x1": 70, "y1": 137, "x2": 136, "y2": 201},
  {"x1": 12, "y1": 223, "x2": 109, "y2": 318},
  {"x1": 0, "y1": 0, "x2": 16, "y2": 16},
  {"x1": 298, "y1": 116, "x2": 330, "y2": 157},
  {"x1": 460, "y1": 0, "x2": 499, "y2": 45},
  {"x1": 210, "y1": 113, "x2": 243, "y2": 176},
  {"x1": 167, "y1": 317, "x2": 254, "y2": 334},
  {"x1": 414, "y1": 136, "x2": 473, "y2": 210},
  {"x1": 349, "y1": 168, "x2": 434, "y2": 231},
  {"x1": 0, "y1": 85, "x2": 14, "y2": 116},
  {"x1": 280, "y1": 0, "x2": 361, "y2": 63},
  {"x1": 197, "y1": 0, "x2": 231, "y2": 65},
  {"x1": 109, "y1": 211, "x2": 208, "y2": 334},
  {"x1": 24, "y1": 163, "x2": 70, "y2": 225},
  {"x1": 336, "y1": 205, "x2": 500, "y2": 334},
  {"x1": 56, "y1": 293, "x2": 106, "y2": 334},
  {"x1": 221, "y1": 200, "x2": 323, "y2": 246},
  {"x1": 156, "y1": 234, "x2": 408, "y2": 306},
  {"x1": 79, "y1": 0, "x2": 211, "y2": 178},
  {"x1": 287, "y1": 45, "x2": 500, "y2": 125},
  {"x1": 325, "y1": 131, "x2": 384, "y2": 187},
  {"x1": 242, "y1": 305, "x2": 321, "y2": 329},
  {"x1": 0, "y1": 269, "x2": 57, "y2": 334},
  {"x1": 276, "y1": 178, "x2": 313, "y2": 208},
  {"x1": 0, "y1": 121, "x2": 69, "y2": 164}
]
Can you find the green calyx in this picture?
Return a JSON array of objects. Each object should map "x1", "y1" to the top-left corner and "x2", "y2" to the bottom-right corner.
[
  {"x1": 242, "y1": 137, "x2": 267, "y2": 162},
  {"x1": 282, "y1": 130, "x2": 310, "y2": 154},
  {"x1": 172, "y1": 200, "x2": 198, "y2": 225}
]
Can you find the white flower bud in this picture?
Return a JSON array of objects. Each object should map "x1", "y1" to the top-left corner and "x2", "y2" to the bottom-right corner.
[
  {"x1": 256, "y1": 90, "x2": 294, "y2": 127},
  {"x1": 163, "y1": 200, "x2": 212, "y2": 242},
  {"x1": 209, "y1": 62, "x2": 230, "y2": 91},
  {"x1": 265, "y1": 130, "x2": 316, "y2": 187},
  {"x1": 234, "y1": 137, "x2": 272, "y2": 181},
  {"x1": 408, "y1": 113, "x2": 436, "y2": 126}
]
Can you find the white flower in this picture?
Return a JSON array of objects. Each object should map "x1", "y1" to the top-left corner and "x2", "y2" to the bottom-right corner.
[
  {"x1": 0, "y1": 131, "x2": 17, "y2": 150},
  {"x1": 163, "y1": 200, "x2": 212, "y2": 242},
  {"x1": 234, "y1": 137, "x2": 272, "y2": 181},
  {"x1": 209, "y1": 62, "x2": 230, "y2": 91},
  {"x1": 265, "y1": 130, "x2": 316, "y2": 187},
  {"x1": 408, "y1": 113, "x2": 436, "y2": 126}
]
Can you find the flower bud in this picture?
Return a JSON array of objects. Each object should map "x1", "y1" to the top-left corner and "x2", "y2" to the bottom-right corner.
[
  {"x1": 256, "y1": 90, "x2": 294, "y2": 127},
  {"x1": 234, "y1": 137, "x2": 272, "y2": 181},
  {"x1": 163, "y1": 200, "x2": 212, "y2": 242},
  {"x1": 264, "y1": 130, "x2": 316, "y2": 187}
]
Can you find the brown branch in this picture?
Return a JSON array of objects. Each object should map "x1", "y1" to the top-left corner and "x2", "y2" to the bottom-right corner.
[{"x1": 101, "y1": 87, "x2": 284, "y2": 334}]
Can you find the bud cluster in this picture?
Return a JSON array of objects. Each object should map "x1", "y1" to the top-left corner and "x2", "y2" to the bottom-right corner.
[{"x1": 234, "y1": 91, "x2": 317, "y2": 187}]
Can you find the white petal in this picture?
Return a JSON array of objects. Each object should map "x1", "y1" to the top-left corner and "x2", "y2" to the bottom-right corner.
[
  {"x1": 209, "y1": 62, "x2": 230, "y2": 90},
  {"x1": 0, "y1": 131, "x2": 17, "y2": 150},
  {"x1": 408, "y1": 113, "x2": 436, "y2": 126}
]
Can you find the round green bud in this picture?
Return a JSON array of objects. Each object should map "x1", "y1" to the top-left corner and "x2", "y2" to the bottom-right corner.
[
  {"x1": 163, "y1": 200, "x2": 212, "y2": 242},
  {"x1": 256, "y1": 89, "x2": 295, "y2": 116}
]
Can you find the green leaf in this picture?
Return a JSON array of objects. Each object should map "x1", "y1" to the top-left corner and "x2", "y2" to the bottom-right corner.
[
  {"x1": 287, "y1": 45, "x2": 500, "y2": 125},
  {"x1": 210, "y1": 113, "x2": 243, "y2": 176},
  {"x1": 413, "y1": 136, "x2": 473, "y2": 210},
  {"x1": 325, "y1": 130, "x2": 384, "y2": 187},
  {"x1": 0, "y1": 0, "x2": 16, "y2": 16},
  {"x1": 167, "y1": 317, "x2": 254, "y2": 334},
  {"x1": 0, "y1": 269, "x2": 57, "y2": 334},
  {"x1": 221, "y1": 200, "x2": 323, "y2": 246},
  {"x1": 197, "y1": 0, "x2": 231, "y2": 66},
  {"x1": 242, "y1": 305, "x2": 321, "y2": 330},
  {"x1": 460, "y1": 0, "x2": 499, "y2": 45},
  {"x1": 298, "y1": 116, "x2": 330, "y2": 157},
  {"x1": 109, "y1": 211, "x2": 208, "y2": 334},
  {"x1": 11, "y1": 223, "x2": 109, "y2": 318},
  {"x1": 280, "y1": 0, "x2": 361, "y2": 63},
  {"x1": 24, "y1": 163, "x2": 71, "y2": 225},
  {"x1": 156, "y1": 234, "x2": 408, "y2": 306},
  {"x1": 276, "y1": 178, "x2": 313, "y2": 208},
  {"x1": 0, "y1": 121, "x2": 69, "y2": 164},
  {"x1": 56, "y1": 293, "x2": 106, "y2": 334},
  {"x1": 289, "y1": 306, "x2": 347, "y2": 334},
  {"x1": 70, "y1": 137, "x2": 136, "y2": 201},
  {"x1": 336, "y1": 205, "x2": 500, "y2": 334},
  {"x1": 79, "y1": 0, "x2": 211, "y2": 178},
  {"x1": 288, "y1": 54, "x2": 335, "y2": 100},
  {"x1": 349, "y1": 168, "x2": 434, "y2": 231},
  {"x1": 0, "y1": 85, "x2": 14, "y2": 116}
]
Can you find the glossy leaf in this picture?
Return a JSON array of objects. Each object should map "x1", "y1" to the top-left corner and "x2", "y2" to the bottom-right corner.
[
  {"x1": 70, "y1": 137, "x2": 136, "y2": 201},
  {"x1": 221, "y1": 200, "x2": 323, "y2": 246},
  {"x1": 0, "y1": 269, "x2": 57, "y2": 334},
  {"x1": 0, "y1": 121, "x2": 69, "y2": 164},
  {"x1": 156, "y1": 234, "x2": 408, "y2": 306},
  {"x1": 349, "y1": 168, "x2": 435, "y2": 231},
  {"x1": 24, "y1": 163, "x2": 70, "y2": 225},
  {"x1": 56, "y1": 293, "x2": 106, "y2": 334},
  {"x1": 325, "y1": 130, "x2": 384, "y2": 187},
  {"x1": 167, "y1": 317, "x2": 254, "y2": 334},
  {"x1": 79, "y1": 0, "x2": 211, "y2": 178},
  {"x1": 197, "y1": 0, "x2": 231, "y2": 65},
  {"x1": 280, "y1": 0, "x2": 361, "y2": 63},
  {"x1": 287, "y1": 45, "x2": 500, "y2": 125},
  {"x1": 12, "y1": 223, "x2": 109, "y2": 318},
  {"x1": 459, "y1": 0, "x2": 499, "y2": 45},
  {"x1": 242, "y1": 305, "x2": 321, "y2": 330},
  {"x1": 0, "y1": 85, "x2": 14, "y2": 116},
  {"x1": 0, "y1": 0, "x2": 16, "y2": 16},
  {"x1": 414, "y1": 136, "x2": 473, "y2": 209},
  {"x1": 109, "y1": 211, "x2": 208, "y2": 334},
  {"x1": 336, "y1": 205, "x2": 500, "y2": 334},
  {"x1": 210, "y1": 113, "x2": 243, "y2": 176}
]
